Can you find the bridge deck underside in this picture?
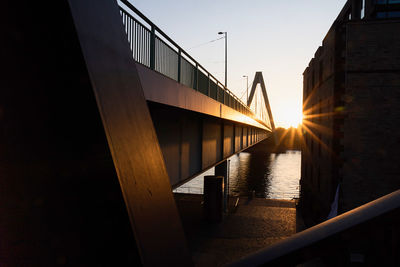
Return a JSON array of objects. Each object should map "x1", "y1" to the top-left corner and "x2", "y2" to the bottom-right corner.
[
  {"x1": 149, "y1": 102, "x2": 270, "y2": 187},
  {"x1": 137, "y1": 61, "x2": 271, "y2": 186}
]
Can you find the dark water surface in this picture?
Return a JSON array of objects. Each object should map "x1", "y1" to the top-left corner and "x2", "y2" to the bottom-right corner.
[{"x1": 174, "y1": 150, "x2": 301, "y2": 200}]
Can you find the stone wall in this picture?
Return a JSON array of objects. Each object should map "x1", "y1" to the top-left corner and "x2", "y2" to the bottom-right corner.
[
  {"x1": 301, "y1": 24, "x2": 342, "y2": 224},
  {"x1": 341, "y1": 20, "x2": 400, "y2": 211}
]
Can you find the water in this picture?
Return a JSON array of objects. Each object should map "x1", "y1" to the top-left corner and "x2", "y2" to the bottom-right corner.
[{"x1": 173, "y1": 150, "x2": 301, "y2": 200}]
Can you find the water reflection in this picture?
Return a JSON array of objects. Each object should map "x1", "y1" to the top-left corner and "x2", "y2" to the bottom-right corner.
[{"x1": 174, "y1": 150, "x2": 301, "y2": 200}]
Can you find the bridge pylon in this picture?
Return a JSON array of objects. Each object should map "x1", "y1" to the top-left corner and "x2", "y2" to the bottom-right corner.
[{"x1": 247, "y1": 72, "x2": 275, "y2": 130}]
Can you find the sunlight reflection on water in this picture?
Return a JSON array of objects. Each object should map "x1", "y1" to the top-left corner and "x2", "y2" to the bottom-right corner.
[{"x1": 174, "y1": 150, "x2": 301, "y2": 200}]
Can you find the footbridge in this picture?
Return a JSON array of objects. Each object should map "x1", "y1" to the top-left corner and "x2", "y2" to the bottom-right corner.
[
  {"x1": 1, "y1": 0, "x2": 274, "y2": 266},
  {"x1": 119, "y1": 1, "x2": 275, "y2": 187}
]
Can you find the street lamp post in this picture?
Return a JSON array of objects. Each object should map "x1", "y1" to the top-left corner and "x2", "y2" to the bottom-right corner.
[
  {"x1": 243, "y1": 75, "x2": 248, "y2": 105},
  {"x1": 218, "y1": 31, "x2": 227, "y2": 87}
]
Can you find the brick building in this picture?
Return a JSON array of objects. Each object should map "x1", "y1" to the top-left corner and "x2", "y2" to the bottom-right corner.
[{"x1": 300, "y1": 0, "x2": 400, "y2": 225}]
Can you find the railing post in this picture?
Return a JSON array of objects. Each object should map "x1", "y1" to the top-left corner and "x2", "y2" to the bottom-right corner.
[
  {"x1": 207, "y1": 74, "x2": 210, "y2": 97},
  {"x1": 217, "y1": 82, "x2": 220, "y2": 103},
  {"x1": 220, "y1": 83, "x2": 225, "y2": 104},
  {"x1": 223, "y1": 88, "x2": 226, "y2": 105},
  {"x1": 195, "y1": 63, "x2": 198, "y2": 91},
  {"x1": 150, "y1": 26, "x2": 155, "y2": 70},
  {"x1": 178, "y1": 49, "x2": 181, "y2": 83}
]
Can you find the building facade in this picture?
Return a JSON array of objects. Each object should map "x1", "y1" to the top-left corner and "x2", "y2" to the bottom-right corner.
[{"x1": 300, "y1": 0, "x2": 400, "y2": 225}]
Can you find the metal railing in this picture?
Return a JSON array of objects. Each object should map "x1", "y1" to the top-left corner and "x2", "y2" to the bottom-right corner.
[{"x1": 118, "y1": 0, "x2": 258, "y2": 121}]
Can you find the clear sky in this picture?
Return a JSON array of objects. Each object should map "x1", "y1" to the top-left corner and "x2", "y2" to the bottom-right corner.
[{"x1": 127, "y1": 0, "x2": 347, "y2": 128}]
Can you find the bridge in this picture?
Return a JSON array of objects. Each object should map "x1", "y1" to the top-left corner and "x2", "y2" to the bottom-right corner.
[
  {"x1": 118, "y1": 1, "x2": 275, "y2": 187},
  {"x1": 4, "y1": 1, "x2": 398, "y2": 266},
  {"x1": 1, "y1": 0, "x2": 275, "y2": 266}
]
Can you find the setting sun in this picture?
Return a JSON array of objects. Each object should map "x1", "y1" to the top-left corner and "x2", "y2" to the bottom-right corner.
[{"x1": 275, "y1": 107, "x2": 303, "y2": 129}]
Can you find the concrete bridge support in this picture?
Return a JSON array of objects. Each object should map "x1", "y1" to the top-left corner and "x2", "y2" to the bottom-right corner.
[{"x1": 1, "y1": 0, "x2": 192, "y2": 265}]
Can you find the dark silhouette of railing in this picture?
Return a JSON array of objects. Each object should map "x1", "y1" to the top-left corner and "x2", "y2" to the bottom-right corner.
[
  {"x1": 228, "y1": 189, "x2": 400, "y2": 266},
  {"x1": 118, "y1": 0, "x2": 256, "y2": 119}
]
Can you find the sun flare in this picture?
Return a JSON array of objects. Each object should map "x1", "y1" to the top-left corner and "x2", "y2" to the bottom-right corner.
[{"x1": 278, "y1": 110, "x2": 303, "y2": 129}]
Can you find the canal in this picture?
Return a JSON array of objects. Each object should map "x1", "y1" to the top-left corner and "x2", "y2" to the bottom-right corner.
[{"x1": 174, "y1": 149, "x2": 301, "y2": 200}]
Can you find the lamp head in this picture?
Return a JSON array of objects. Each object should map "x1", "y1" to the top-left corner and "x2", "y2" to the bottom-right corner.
[{"x1": 218, "y1": 32, "x2": 225, "y2": 35}]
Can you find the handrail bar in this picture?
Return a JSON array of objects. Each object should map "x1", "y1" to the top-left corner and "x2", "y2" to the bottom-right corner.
[
  {"x1": 228, "y1": 189, "x2": 400, "y2": 266},
  {"x1": 119, "y1": 0, "x2": 250, "y2": 111}
]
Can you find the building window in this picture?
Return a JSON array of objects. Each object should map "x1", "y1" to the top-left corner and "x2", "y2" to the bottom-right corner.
[
  {"x1": 305, "y1": 132, "x2": 308, "y2": 146},
  {"x1": 318, "y1": 169, "x2": 322, "y2": 192},
  {"x1": 318, "y1": 137, "x2": 322, "y2": 157},
  {"x1": 312, "y1": 71, "x2": 315, "y2": 89},
  {"x1": 310, "y1": 166, "x2": 313, "y2": 184},
  {"x1": 311, "y1": 138, "x2": 314, "y2": 154},
  {"x1": 388, "y1": 11, "x2": 400, "y2": 17},
  {"x1": 319, "y1": 61, "x2": 323, "y2": 84},
  {"x1": 305, "y1": 164, "x2": 308, "y2": 179},
  {"x1": 318, "y1": 99, "x2": 322, "y2": 122},
  {"x1": 374, "y1": 0, "x2": 400, "y2": 5},
  {"x1": 376, "y1": 11, "x2": 387, "y2": 17}
]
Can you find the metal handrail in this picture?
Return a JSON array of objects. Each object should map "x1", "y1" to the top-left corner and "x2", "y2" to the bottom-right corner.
[
  {"x1": 120, "y1": 0, "x2": 245, "y2": 105},
  {"x1": 228, "y1": 189, "x2": 400, "y2": 266},
  {"x1": 118, "y1": 0, "x2": 258, "y2": 120}
]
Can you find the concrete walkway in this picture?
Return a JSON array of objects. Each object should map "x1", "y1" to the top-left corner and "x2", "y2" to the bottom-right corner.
[{"x1": 174, "y1": 194, "x2": 304, "y2": 266}]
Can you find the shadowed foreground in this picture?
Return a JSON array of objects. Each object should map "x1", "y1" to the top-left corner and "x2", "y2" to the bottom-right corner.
[{"x1": 175, "y1": 194, "x2": 303, "y2": 266}]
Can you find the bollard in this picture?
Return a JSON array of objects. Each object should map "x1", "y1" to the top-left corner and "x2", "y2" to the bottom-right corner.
[
  {"x1": 215, "y1": 160, "x2": 228, "y2": 213},
  {"x1": 203, "y1": 175, "x2": 223, "y2": 223}
]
